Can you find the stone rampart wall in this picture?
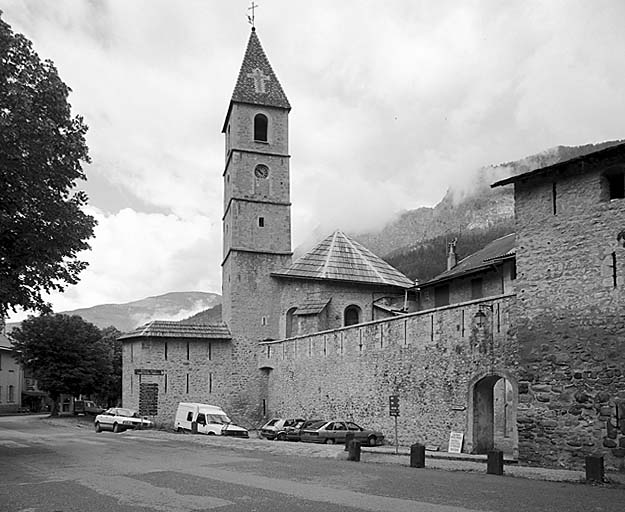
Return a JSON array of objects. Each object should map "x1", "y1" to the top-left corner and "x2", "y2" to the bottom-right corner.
[{"x1": 259, "y1": 294, "x2": 517, "y2": 451}]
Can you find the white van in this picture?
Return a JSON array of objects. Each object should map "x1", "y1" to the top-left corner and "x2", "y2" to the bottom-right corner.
[{"x1": 174, "y1": 402, "x2": 249, "y2": 438}]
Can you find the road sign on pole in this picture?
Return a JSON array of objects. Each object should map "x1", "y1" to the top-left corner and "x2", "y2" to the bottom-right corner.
[
  {"x1": 389, "y1": 395, "x2": 400, "y2": 416},
  {"x1": 389, "y1": 395, "x2": 400, "y2": 454}
]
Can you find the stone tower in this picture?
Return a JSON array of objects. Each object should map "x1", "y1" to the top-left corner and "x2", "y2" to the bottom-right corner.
[{"x1": 221, "y1": 28, "x2": 292, "y2": 344}]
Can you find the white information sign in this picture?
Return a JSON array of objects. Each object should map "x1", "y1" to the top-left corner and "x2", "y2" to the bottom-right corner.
[{"x1": 448, "y1": 431, "x2": 464, "y2": 453}]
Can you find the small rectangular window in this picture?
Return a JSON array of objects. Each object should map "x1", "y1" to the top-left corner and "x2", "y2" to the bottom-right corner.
[
  {"x1": 259, "y1": 217, "x2": 265, "y2": 227},
  {"x1": 471, "y1": 278, "x2": 483, "y2": 300},
  {"x1": 607, "y1": 173, "x2": 625, "y2": 199},
  {"x1": 186, "y1": 341, "x2": 190, "y2": 360},
  {"x1": 164, "y1": 342, "x2": 168, "y2": 361},
  {"x1": 434, "y1": 285, "x2": 450, "y2": 307}
]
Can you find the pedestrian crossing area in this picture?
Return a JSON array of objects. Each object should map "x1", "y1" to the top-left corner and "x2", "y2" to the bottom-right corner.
[{"x1": 0, "y1": 433, "x2": 171, "y2": 450}]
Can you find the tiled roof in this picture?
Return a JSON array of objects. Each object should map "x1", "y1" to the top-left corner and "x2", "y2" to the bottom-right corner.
[
  {"x1": 422, "y1": 233, "x2": 516, "y2": 286},
  {"x1": 492, "y1": 142, "x2": 625, "y2": 187},
  {"x1": 293, "y1": 297, "x2": 331, "y2": 316},
  {"x1": 0, "y1": 332, "x2": 14, "y2": 350},
  {"x1": 118, "y1": 321, "x2": 231, "y2": 341},
  {"x1": 272, "y1": 230, "x2": 414, "y2": 289},
  {"x1": 228, "y1": 28, "x2": 290, "y2": 110}
]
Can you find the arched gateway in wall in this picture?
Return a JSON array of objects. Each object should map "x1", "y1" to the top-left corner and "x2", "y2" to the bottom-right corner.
[{"x1": 466, "y1": 370, "x2": 518, "y2": 458}]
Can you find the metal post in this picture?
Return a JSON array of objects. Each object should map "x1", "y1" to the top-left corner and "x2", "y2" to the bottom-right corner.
[
  {"x1": 347, "y1": 440, "x2": 361, "y2": 462},
  {"x1": 394, "y1": 416, "x2": 398, "y2": 454},
  {"x1": 345, "y1": 432, "x2": 354, "y2": 451},
  {"x1": 487, "y1": 450, "x2": 504, "y2": 475},
  {"x1": 585, "y1": 455, "x2": 604, "y2": 483},
  {"x1": 410, "y1": 443, "x2": 426, "y2": 468}
]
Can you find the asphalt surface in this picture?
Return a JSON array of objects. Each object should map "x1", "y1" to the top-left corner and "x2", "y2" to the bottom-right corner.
[{"x1": 1, "y1": 414, "x2": 624, "y2": 512}]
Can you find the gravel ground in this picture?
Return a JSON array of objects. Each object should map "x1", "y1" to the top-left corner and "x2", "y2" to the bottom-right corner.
[{"x1": 42, "y1": 415, "x2": 625, "y2": 487}]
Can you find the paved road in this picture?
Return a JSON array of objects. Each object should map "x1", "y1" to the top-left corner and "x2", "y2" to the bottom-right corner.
[{"x1": 1, "y1": 415, "x2": 623, "y2": 512}]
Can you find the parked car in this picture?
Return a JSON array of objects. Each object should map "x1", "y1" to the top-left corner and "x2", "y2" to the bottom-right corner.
[
  {"x1": 174, "y1": 402, "x2": 249, "y2": 438},
  {"x1": 94, "y1": 408, "x2": 153, "y2": 433},
  {"x1": 74, "y1": 400, "x2": 104, "y2": 416},
  {"x1": 284, "y1": 419, "x2": 323, "y2": 442},
  {"x1": 300, "y1": 420, "x2": 384, "y2": 446},
  {"x1": 260, "y1": 417, "x2": 305, "y2": 440}
]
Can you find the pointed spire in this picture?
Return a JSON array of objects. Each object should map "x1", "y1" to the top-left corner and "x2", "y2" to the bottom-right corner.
[{"x1": 230, "y1": 29, "x2": 290, "y2": 110}]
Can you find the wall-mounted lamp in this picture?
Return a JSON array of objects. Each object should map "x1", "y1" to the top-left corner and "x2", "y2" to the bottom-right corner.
[{"x1": 474, "y1": 304, "x2": 493, "y2": 328}]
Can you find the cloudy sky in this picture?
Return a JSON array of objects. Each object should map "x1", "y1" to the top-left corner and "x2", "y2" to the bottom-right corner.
[{"x1": 3, "y1": 0, "x2": 625, "y2": 321}]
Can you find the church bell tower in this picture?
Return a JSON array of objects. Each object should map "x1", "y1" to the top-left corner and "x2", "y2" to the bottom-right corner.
[{"x1": 221, "y1": 27, "x2": 292, "y2": 341}]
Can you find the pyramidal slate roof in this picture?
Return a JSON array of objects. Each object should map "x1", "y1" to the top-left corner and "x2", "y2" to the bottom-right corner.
[
  {"x1": 223, "y1": 28, "x2": 290, "y2": 131},
  {"x1": 118, "y1": 321, "x2": 231, "y2": 341},
  {"x1": 272, "y1": 230, "x2": 414, "y2": 289},
  {"x1": 421, "y1": 233, "x2": 516, "y2": 286}
]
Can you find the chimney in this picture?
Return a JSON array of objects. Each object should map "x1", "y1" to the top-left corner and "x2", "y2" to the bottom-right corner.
[{"x1": 447, "y1": 238, "x2": 457, "y2": 270}]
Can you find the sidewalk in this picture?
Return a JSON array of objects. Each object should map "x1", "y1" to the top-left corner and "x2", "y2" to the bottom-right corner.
[{"x1": 362, "y1": 445, "x2": 625, "y2": 486}]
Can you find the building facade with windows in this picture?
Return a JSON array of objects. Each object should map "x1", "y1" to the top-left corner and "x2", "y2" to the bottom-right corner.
[{"x1": 0, "y1": 328, "x2": 23, "y2": 414}]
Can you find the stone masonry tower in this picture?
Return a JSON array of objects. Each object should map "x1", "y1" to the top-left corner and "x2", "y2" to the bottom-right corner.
[{"x1": 222, "y1": 28, "x2": 292, "y2": 347}]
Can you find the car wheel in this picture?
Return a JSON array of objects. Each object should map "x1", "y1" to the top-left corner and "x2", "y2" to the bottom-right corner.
[
  {"x1": 207, "y1": 431, "x2": 215, "y2": 436},
  {"x1": 324, "y1": 438, "x2": 335, "y2": 445},
  {"x1": 367, "y1": 435, "x2": 377, "y2": 447},
  {"x1": 277, "y1": 433, "x2": 286, "y2": 441},
  {"x1": 95, "y1": 422, "x2": 102, "y2": 433},
  {"x1": 113, "y1": 423, "x2": 122, "y2": 433}
]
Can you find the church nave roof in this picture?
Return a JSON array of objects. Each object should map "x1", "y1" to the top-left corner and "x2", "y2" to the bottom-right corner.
[{"x1": 272, "y1": 230, "x2": 414, "y2": 289}]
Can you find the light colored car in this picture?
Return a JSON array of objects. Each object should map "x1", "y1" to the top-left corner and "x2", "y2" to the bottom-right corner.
[
  {"x1": 300, "y1": 420, "x2": 384, "y2": 446},
  {"x1": 260, "y1": 417, "x2": 305, "y2": 440},
  {"x1": 94, "y1": 407, "x2": 153, "y2": 433}
]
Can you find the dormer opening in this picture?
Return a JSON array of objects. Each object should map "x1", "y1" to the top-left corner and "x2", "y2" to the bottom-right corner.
[{"x1": 254, "y1": 113, "x2": 268, "y2": 142}]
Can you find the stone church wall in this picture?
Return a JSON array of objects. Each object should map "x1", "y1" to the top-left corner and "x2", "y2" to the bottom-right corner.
[
  {"x1": 259, "y1": 294, "x2": 517, "y2": 450},
  {"x1": 513, "y1": 161, "x2": 625, "y2": 469},
  {"x1": 278, "y1": 279, "x2": 407, "y2": 338}
]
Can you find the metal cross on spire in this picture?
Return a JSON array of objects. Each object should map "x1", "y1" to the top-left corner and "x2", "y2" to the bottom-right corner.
[{"x1": 247, "y1": 2, "x2": 259, "y2": 28}]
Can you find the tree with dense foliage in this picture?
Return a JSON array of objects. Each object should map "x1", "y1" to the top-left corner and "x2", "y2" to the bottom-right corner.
[
  {"x1": 0, "y1": 11, "x2": 96, "y2": 319},
  {"x1": 11, "y1": 314, "x2": 111, "y2": 415},
  {"x1": 98, "y1": 326, "x2": 123, "y2": 407}
]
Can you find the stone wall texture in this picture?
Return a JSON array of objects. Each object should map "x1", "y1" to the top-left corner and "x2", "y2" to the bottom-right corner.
[
  {"x1": 122, "y1": 336, "x2": 261, "y2": 430},
  {"x1": 514, "y1": 157, "x2": 625, "y2": 469},
  {"x1": 259, "y1": 294, "x2": 517, "y2": 452}
]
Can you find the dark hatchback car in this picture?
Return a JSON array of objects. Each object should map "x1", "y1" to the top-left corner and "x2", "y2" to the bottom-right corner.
[
  {"x1": 260, "y1": 417, "x2": 305, "y2": 440},
  {"x1": 300, "y1": 420, "x2": 384, "y2": 446},
  {"x1": 284, "y1": 419, "x2": 323, "y2": 442}
]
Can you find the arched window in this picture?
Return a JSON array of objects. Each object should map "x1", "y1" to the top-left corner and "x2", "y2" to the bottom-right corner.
[
  {"x1": 254, "y1": 113, "x2": 268, "y2": 142},
  {"x1": 344, "y1": 305, "x2": 361, "y2": 327},
  {"x1": 286, "y1": 307, "x2": 297, "y2": 338}
]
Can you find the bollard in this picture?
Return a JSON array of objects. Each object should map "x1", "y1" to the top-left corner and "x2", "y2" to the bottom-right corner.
[
  {"x1": 410, "y1": 443, "x2": 426, "y2": 468},
  {"x1": 487, "y1": 450, "x2": 504, "y2": 475},
  {"x1": 585, "y1": 455, "x2": 604, "y2": 483},
  {"x1": 347, "y1": 440, "x2": 361, "y2": 462},
  {"x1": 345, "y1": 432, "x2": 355, "y2": 451},
  {"x1": 191, "y1": 421, "x2": 198, "y2": 434}
]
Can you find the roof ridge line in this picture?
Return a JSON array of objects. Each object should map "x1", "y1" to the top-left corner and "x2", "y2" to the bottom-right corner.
[
  {"x1": 341, "y1": 232, "x2": 387, "y2": 283},
  {"x1": 320, "y1": 231, "x2": 338, "y2": 278}
]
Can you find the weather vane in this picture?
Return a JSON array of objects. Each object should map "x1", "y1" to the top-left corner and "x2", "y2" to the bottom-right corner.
[{"x1": 247, "y1": 2, "x2": 259, "y2": 28}]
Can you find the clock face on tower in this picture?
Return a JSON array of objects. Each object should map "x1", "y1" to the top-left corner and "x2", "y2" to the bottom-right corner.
[{"x1": 254, "y1": 164, "x2": 269, "y2": 179}]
